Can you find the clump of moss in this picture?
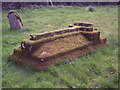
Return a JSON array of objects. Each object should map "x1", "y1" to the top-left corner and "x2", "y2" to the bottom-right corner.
[{"x1": 7, "y1": 10, "x2": 23, "y2": 26}]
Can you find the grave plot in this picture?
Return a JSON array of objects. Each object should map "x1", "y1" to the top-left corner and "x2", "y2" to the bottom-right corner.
[{"x1": 10, "y1": 21, "x2": 108, "y2": 71}]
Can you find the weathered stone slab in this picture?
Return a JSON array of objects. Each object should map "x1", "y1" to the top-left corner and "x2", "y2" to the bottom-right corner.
[
  {"x1": 74, "y1": 21, "x2": 93, "y2": 27},
  {"x1": 7, "y1": 10, "x2": 23, "y2": 30}
]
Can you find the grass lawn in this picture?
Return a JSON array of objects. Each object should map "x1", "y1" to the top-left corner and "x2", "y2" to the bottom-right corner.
[{"x1": 2, "y1": 5, "x2": 118, "y2": 88}]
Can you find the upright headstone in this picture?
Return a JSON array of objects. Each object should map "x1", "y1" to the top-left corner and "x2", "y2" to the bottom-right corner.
[
  {"x1": 7, "y1": 10, "x2": 23, "y2": 30},
  {"x1": 86, "y1": 6, "x2": 95, "y2": 12}
]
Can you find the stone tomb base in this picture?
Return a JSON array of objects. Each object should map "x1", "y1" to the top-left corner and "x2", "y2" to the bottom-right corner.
[{"x1": 10, "y1": 22, "x2": 108, "y2": 71}]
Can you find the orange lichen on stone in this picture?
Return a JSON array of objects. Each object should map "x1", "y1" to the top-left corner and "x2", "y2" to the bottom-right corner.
[{"x1": 10, "y1": 21, "x2": 108, "y2": 71}]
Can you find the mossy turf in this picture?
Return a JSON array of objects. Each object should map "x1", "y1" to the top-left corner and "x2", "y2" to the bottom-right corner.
[{"x1": 2, "y1": 5, "x2": 118, "y2": 88}]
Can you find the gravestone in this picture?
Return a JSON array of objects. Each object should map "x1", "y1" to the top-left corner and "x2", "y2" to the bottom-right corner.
[
  {"x1": 7, "y1": 10, "x2": 23, "y2": 30},
  {"x1": 10, "y1": 21, "x2": 108, "y2": 71},
  {"x1": 86, "y1": 6, "x2": 95, "y2": 12}
]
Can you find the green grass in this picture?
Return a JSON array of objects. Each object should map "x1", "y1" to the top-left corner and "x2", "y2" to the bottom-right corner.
[{"x1": 2, "y1": 5, "x2": 118, "y2": 88}]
